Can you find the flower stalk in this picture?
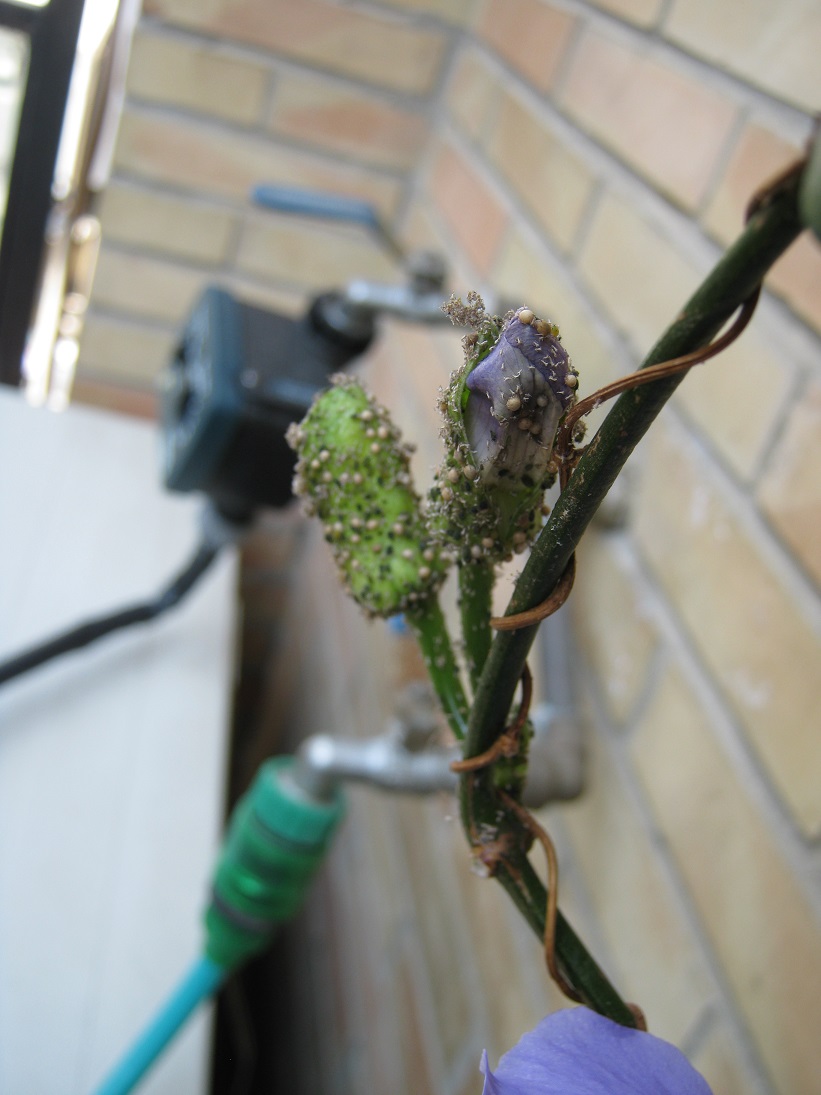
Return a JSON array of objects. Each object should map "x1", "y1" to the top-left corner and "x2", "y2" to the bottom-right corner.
[
  {"x1": 458, "y1": 560, "x2": 494, "y2": 690},
  {"x1": 406, "y1": 599, "x2": 469, "y2": 740}
]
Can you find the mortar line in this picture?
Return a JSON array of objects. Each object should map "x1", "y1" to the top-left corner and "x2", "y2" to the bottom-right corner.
[
  {"x1": 571, "y1": 649, "x2": 780, "y2": 1093},
  {"x1": 621, "y1": 468, "x2": 821, "y2": 874}
]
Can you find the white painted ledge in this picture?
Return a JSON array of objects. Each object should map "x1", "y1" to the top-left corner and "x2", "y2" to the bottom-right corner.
[{"x1": 0, "y1": 390, "x2": 237, "y2": 1094}]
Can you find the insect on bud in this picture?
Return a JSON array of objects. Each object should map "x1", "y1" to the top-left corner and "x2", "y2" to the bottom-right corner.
[
  {"x1": 464, "y1": 307, "x2": 576, "y2": 489},
  {"x1": 287, "y1": 375, "x2": 449, "y2": 617},
  {"x1": 431, "y1": 297, "x2": 579, "y2": 564}
]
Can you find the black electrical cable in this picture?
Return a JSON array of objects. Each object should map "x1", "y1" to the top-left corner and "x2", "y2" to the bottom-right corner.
[{"x1": 0, "y1": 541, "x2": 220, "y2": 688}]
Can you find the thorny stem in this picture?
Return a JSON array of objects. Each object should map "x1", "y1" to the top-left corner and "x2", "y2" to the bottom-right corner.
[
  {"x1": 458, "y1": 560, "x2": 494, "y2": 690},
  {"x1": 407, "y1": 597, "x2": 469, "y2": 740},
  {"x1": 459, "y1": 160, "x2": 806, "y2": 1023}
]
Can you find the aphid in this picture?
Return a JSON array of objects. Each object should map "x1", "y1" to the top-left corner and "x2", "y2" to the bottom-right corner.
[
  {"x1": 433, "y1": 295, "x2": 578, "y2": 565},
  {"x1": 289, "y1": 374, "x2": 450, "y2": 617}
]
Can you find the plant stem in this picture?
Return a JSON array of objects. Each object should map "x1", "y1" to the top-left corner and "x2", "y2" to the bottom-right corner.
[
  {"x1": 466, "y1": 162, "x2": 804, "y2": 760},
  {"x1": 458, "y1": 560, "x2": 494, "y2": 690},
  {"x1": 497, "y1": 849, "x2": 637, "y2": 1024},
  {"x1": 407, "y1": 597, "x2": 469, "y2": 740},
  {"x1": 461, "y1": 770, "x2": 638, "y2": 1023},
  {"x1": 460, "y1": 164, "x2": 805, "y2": 1022}
]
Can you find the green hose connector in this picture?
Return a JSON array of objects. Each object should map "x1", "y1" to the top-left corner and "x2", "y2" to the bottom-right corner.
[
  {"x1": 91, "y1": 758, "x2": 343, "y2": 1095},
  {"x1": 205, "y1": 757, "x2": 344, "y2": 971}
]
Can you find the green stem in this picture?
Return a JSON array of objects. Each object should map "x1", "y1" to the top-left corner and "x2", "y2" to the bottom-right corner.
[
  {"x1": 458, "y1": 560, "x2": 495, "y2": 690},
  {"x1": 466, "y1": 160, "x2": 804, "y2": 760},
  {"x1": 407, "y1": 597, "x2": 469, "y2": 740},
  {"x1": 460, "y1": 164, "x2": 805, "y2": 1023},
  {"x1": 462, "y1": 771, "x2": 637, "y2": 1022},
  {"x1": 498, "y1": 849, "x2": 637, "y2": 1024}
]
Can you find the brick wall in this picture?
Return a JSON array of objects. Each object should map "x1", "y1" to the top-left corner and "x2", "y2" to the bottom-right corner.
[
  {"x1": 78, "y1": 3, "x2": 821, "y2": 1093},
  {"x1": 73, "y1": 0, "x2": 458, "y2": 412},
  {"x1": 410, "y1": 4, "x2": 821, "y2": 1093}
]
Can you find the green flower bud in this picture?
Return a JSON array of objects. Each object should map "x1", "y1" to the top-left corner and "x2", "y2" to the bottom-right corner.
[{"x1": 287, "y1": 374, "x2": 449, "y2": 618}]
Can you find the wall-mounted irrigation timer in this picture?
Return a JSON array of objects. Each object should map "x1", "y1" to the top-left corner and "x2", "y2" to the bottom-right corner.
[{"x1": 159, "y1": 287, "x2": 374, "y2": 517}]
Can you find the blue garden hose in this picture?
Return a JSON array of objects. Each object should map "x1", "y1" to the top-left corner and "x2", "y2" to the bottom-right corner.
[
  {"x1": 90, "y1": 757, "x2": 344, "y2": 1095},
  {"x1": 92, "y1": 958, "x2": 226, "y2": 1095}
]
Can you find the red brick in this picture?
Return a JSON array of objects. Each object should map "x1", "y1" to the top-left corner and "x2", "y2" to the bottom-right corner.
[
  {"x1": 758, "y1": 382, "x2": 821, "y2": 590},
  {"x1": 664, "y1": 0, "x2": 821, "y2": 114},
  {"x1": 476, "y1": 0, "x2": 577, "y2": 92},
  {"x1": 447, "y1": 48, "x2": 501, "y2": 143},
  {"x1": 114, "y1": 108, "x2": 401, "y2": 217},
  {"x1": 634, "y1": 417, "x2": 821, "y2": 836},
  {"x1": 428, "y1": 141, "x2": 509, "y2": 275},
  {"x1": 143, "y1": 0, "x2": 447, "y2": 94},
  {"x1": 561, "y1": 29, "x2": 738, "y2": 210},
  {"x1": 585, "y1": 0, "x2": 662, "y2": 26},
  {"x1": 704, "y1": 121, "x2": 821, "y2": 336},
  {"x1": 633, "y1": 665, "x2": 821, "y2": 1091},
  {"x1": 269, "y1": 71, "x2": 427, "y2": 172},
  {"x1": 483, "y1": 88, "x2": 596, "y2": 252}
]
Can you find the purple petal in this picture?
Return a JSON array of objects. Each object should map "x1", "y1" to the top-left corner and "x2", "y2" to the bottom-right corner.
[
  {"x1": 463, "y1": 309, "x2": 577, "y2": 484},
  {"x1": 481, "y1": 1008, "x2": 714, "y2": 1095}
]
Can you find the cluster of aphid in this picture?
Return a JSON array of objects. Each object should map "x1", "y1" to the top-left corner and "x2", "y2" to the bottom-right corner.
[
  {"x1": 286, "y1": 373, "x2": 449, "y2": 618},
  {"x1": 428, "y1": 297, "x2": 579, "y2": 566},
  {"x1": 470, "y1": 307, "x2": 578, "y2": 453},
  {"x1": 287, "y1": 296, "x2": 580, "y2": 613},
  {"x1": 427, "y1": 410, "x2": 523, "y2": 567}
]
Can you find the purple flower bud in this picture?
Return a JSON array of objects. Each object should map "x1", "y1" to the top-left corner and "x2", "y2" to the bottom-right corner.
[
  {"x1": 465, "y1": 308, "x2": 577, "y2": 488},
  {"x1": 481, "y1": 1008, "x2": 713, "y2": 1095}
]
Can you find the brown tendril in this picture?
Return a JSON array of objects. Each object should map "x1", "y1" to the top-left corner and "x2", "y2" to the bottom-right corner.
[
  {"x1": 745, "y1": 153, "x2": 807, "y2": 223},
  {"x1": 498, "y1": 789, "x2": 647, "y2": 1026},
  {"x1": 452, "y1": 663, "x2": 578, "y2": 1001},
  {"x1": 451, "y1": 663, "x2": 532, "y2": 773},
  {"x1": 554, "y1": 149, "x2": 808, "y2": 492},
  {"x1": 489, "y1": 553, "x2": 576, "y2": 633},
  {"x1": 555, "y1": 288, "x2": 760, "y2": 489},
  {"x1": 628, "y1": 1003, "x2": 649, "y2": 1032},
  {"x1": 497, "y1": 789, "x2": 582, "y2": 1003}
]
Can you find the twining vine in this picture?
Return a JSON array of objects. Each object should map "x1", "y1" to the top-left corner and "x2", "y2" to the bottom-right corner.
[{"x1": 286, "y1": 150, "x2": 812, "y2": 1028}]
